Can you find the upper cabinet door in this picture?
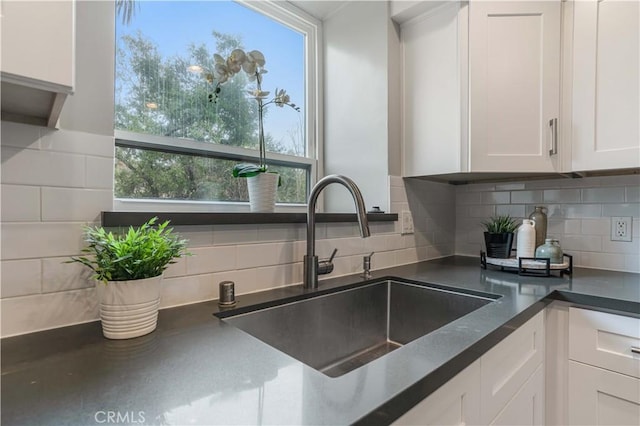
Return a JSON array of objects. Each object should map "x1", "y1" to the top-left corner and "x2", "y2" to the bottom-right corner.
[
  {"x1": 571, "y1": 0, "x2": 640, "y2": 172},
  {"x1": 1, "y1": 0, "x2": 74, "y2": 89},
  {"x1": 469, "y1": 1, "x2": 561, "y2": 173}
]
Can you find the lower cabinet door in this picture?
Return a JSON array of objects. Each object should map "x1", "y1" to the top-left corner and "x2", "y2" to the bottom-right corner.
[
  {"x1": 568, "y1": 360, "x2": 640, "y2": 425},
  {"x1": 490, "y1": 364, "x2": 544, "y2": 425},
  {"x1": 393, "y1": 360, "x2": 481, "y2": 426}
]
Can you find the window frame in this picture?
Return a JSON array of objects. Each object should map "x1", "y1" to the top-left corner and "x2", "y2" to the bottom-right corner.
[{"x1": 113, "y1": 0, "x2": 322, "y2": 212}]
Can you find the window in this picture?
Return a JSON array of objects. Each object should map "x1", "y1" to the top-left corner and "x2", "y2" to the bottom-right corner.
[{"x1": 114, "y1": 1, "x2": 318, "y2": 209}]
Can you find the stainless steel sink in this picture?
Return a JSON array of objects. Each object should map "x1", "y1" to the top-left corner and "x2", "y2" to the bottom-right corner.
[{"x1": 220, "y1": 279, "x2": 498, "y2": 377}]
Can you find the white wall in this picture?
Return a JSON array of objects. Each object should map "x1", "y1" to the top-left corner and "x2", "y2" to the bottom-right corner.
[{"x1": 323, "y1": 0, "x2": 391, "y2": 212}]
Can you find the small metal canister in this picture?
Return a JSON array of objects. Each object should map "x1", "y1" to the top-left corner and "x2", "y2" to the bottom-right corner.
[{"x1": 218, "y1": 281, "x2": 236, "y2": 307}]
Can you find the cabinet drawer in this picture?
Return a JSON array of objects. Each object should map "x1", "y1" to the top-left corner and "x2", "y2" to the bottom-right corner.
[
  {"x1": 569, "y1": 307, "x2": 640, "y2": 378},
  {"x1": 481, "y1": 311, "x2": 544, "y2": 424},
  {"x1": 394, "y1": 359, "x2": 481, "y2": 426},
  {"x1": 568, "y1": 360, "x2": 640, "y2": 425}
]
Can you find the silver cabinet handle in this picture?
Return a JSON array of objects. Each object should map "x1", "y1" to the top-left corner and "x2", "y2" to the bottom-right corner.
[
  {"x1": 549, "y1": 118, "x2": 558, "y2": 156},
  {"x1": 631, "y1": 346, "x2": 640, "y2": 354}
]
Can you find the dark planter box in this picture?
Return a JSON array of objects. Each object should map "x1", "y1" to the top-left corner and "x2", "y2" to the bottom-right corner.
[{"x1": 484, "y1": 232, "x2": 514, "y2": 258}]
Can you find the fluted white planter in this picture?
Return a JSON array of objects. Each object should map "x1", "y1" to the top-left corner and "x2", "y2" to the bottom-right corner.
[
  {"x1": 247, "y1": 172, "x2": 278, "y2": 212},
  {"x1": 95, "y1": 275, "x2": 162, "y2": 340}
]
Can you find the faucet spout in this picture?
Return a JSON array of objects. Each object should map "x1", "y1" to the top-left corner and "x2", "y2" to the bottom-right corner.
[{"x1": 303, "y1": 175, "x2": 370, "y2": 289}]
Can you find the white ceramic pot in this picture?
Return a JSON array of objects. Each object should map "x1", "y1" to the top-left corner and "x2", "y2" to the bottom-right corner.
[
  {"x1": 95, "y1": 275, "x2": 162, "y2": 340},
  {"x1": 247, "y1": 172, "x2": 279, "y2": 212}
]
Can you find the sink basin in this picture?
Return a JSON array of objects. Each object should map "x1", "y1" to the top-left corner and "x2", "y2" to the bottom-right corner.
[{"x1": 220, "y1": 279, "x2": 499, "y2": 377}]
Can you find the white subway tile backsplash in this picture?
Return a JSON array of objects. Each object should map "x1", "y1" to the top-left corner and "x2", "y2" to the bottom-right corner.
[
  {"x1": 186, "y1": 246, "x2": 237, "y2": 275},
  {"x1": 496, "y1": 204, "x2": 525, "y2": 218},
  {"x1": 250, "y1": 263, "x2": 302, "y2": 292},
  {"x1": 85, "y1": 156, "x2": 114, "y2": 189},
  {"x1": 544, "y1": 189, "x2": 581, "y2": 203},
  {"x1": 0, "y1": 121, "x2": 41, "y2": 149},
  {"x1": 1, "y1": 222, "x2": 85, "y2": 260},
  {"x1": 601, "y1": 239, "x2": 640, "y2": 255},
  {"x1": 160, "y1": 274, "x2": 217, "y2": 308},
  {"x1": 0, "y1": 288, "x2": 98, "y2": 337},
  {"x1": 548, "y1": 204, "x2": 602, "y2": 219},
  {"x1": 602, "y1": 203, "x2": 640, "y2": 218},
  {"x1": 625, "y1": 254, "x2": 640, "y2": 273},
  {"x1": 2, "y1": 147, "x2": 86, "y2": 188},
  {"x1": 560, "y1": 235, "x2": 603, "y2": 252},
  {"x1": 326, "y1": 223, "x2": 361, "y2": 239},
  {"x1": 236, "y1": 242, "x2": 293, "y2": 269},
  {"x1": 1, "y1": 184, "x2": 41, "y2": 222},
  {"x1": 495, "y1": 183, "x2": 526, "y2": 191},
  {"x1": 511, "y1": 190, "x2": 543, "y2": 204},
  {"x1": 42, "y1": 257, "x2": 94, "y2": 293},
  {"x1": 581, "y1": 187, "x2": 625, "y2": 203},
  {"x1": 41, "y1": 187, "x2": 111, "y2": 221},
  {"x1": 467, "y1": 205, "x2": 495, "y2": 218},
  {"x1": 579, "y1": 252, "x2": 626, "y2": 272},
  {"x1": 257, "y1": 224, "x2": 304, "y2": 242},
  {"x1": 581, "y1": 219, "x2": 610, "y2": 236},
  {"x1": 174, "y1": 226, "x2": 215, "y2": 247},
  {"x1": 626, "y1": 187, "x2": 640, "y2": 202},
  {"x1": 0, "y1": 259, "x2": 42, "y2": 297},
  {"x1": 482, "y1": 191, "x2": 510, "y2": 204},
  {"x1": 212, "y1": 224, "x2": 257, "y2": 245},
  {"x1": 457, "y1": 192, "x2": 482, "y2": 205},
  {"x1": 40, "y1": 129, "x2": 114, "y2": 157}
]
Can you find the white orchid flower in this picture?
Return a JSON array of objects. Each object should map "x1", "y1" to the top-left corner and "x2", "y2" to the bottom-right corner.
[
  {"x1": 214, "y1": 63, "x2": 231, "y2": 83},
  {"x1": 274, "y1": 88, "x2": 290, "y2": 107},
  {"x1": 247, "y1": 50, "x2": 266, "y2": 67},
  {"x1": 213, "y1": 54, "x2": 226, "y2": 65},
  {"x1": 247, "y1": 89, "x2": 270, "y2": 99}
]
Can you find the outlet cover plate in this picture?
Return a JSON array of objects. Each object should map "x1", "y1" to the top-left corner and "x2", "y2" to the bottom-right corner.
[
  {"x1": 610, "y1": 216, "x2": 632, "y2": 242},
  {"x1": 401, "y1": 211, "x2": 414, "y2": 235}
]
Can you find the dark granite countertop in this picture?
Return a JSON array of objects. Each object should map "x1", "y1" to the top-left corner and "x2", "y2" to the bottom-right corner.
[{"x1": 2, "y1": 256, "x2": 639, "y2": 425}]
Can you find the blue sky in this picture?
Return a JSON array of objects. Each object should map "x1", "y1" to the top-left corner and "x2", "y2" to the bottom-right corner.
[{"x1": 117, "y1": 0, "x2": 305, "y2": 153}]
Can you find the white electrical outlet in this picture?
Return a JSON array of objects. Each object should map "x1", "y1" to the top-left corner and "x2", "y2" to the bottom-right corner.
[
  {"x1": 610, "y1": 217, "x2": 632, "y2": 242},
  {"x1": 401, "y1": 211, "x2": 414, "y2": 235}
]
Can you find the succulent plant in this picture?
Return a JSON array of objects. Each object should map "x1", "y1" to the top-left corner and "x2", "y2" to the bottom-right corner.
[{"x1": 482, "y1": 215, "x2": 519, "y2": 234}]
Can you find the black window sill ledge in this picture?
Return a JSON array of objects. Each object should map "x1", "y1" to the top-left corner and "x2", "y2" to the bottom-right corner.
[{"x1": 101, "y1": 211, "x2": 398, "y2": 227}]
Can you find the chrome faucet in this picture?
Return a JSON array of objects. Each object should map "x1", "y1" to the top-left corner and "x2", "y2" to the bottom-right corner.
[{"x1": 303, "y1": 175, "x2": 370, "y2": 289}]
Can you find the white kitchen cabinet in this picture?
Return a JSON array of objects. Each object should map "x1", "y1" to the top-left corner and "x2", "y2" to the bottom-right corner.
[
  {"x1": 546, "y1": 304, "x2": 640, "y2": 426},
  {"x1": 481, "y1": 310, "x2": 545, "y2": 423},
  {"x1": 568, "y1": 307, "x2": 640, "y2": 379},
  {"x1": 393, "y1": 360, "x2": 481, "y2": 426},
  {"x1": 568, "y1": 361, "x2": 640, "y2": 426},
  {"x1": 490, "y1": 364, "x2": 544, "y2": 426},
  {"x1": 571, "y1": 0, "x2": 640, "y2": 171},
  {"x1": 469, "y1": 0, "x2": 561, "y2": 173},
  {"x1": 401, "y1": 1, "x2": 562, "y2": 178},
  {"x1": 0, "y1": 0, "x2": 75, "y2": 127},
  {"x1": 394, "y1": 311, "x2": 544, "y2": 425}
]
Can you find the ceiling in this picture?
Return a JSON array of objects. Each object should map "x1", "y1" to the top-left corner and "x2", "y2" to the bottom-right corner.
[{"x1": 287, "y1": 1, "x2": 348, "y2": 20}]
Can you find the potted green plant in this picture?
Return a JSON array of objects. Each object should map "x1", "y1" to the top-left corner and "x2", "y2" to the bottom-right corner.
[
  {"x1": 482, "y1": 215, "x2": 519, "y2": 258},
  {"x1": 69, "y1": 217, "x2": 189, "y2": 339},
  {"x1": 205, "y1": 49, "x2": 299, "y2": 212}
]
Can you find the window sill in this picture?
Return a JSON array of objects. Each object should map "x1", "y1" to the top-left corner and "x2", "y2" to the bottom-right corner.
[{"x1": 101, "y1": 211, "x2": 398, "y2": 227}]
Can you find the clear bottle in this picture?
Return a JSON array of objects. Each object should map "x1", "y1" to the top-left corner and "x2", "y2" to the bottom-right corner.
[
  {"x1": 517, "y1": 219, "x2": 536, "y2": 259},
  {"x1": 528, "y1": 206, "x2": 548, "y2": 249}
]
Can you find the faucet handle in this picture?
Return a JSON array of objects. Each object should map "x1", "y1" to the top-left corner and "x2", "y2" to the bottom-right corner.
[
  {"x1": 318, "y1": 248, "x2": 338, "y2": 275},
  {"x1": 361, "y1": 252, "x2": 375, "y2": 279},
  {"x1": 328, "y1": 248, "x2": 338, "y2": 263}
]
